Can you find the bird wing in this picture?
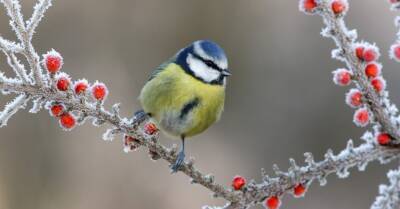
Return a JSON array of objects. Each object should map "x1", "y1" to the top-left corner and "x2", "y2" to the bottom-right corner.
[{"x1": 148, "y1": 55, "x2": 177, "y2": 81}]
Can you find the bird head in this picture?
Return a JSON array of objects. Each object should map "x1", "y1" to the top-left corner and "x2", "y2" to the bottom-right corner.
[{"x1": 176, "y1": 40, "x2": 230, "y2": 85}]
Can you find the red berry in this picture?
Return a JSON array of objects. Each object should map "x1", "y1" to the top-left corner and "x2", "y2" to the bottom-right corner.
[
  {"x1": 363, "y1": 48, "x2": 378, "y2": 62},
  {"x1": 294, "y1": 184, "x2": 306, "y2": 197},
  {"x1": 91, "y1": 82, "x2": 108, "y2": 101},
  {"x1": 43, "y1": 49, "x2": 63, "y2": 73},
  {"x1": 377, "y1": 133, "x2": 391, "y2": 145},
  {"x1": 371, "y1": 77, "x2": 386, "y2": 93},
  {"x1": 60, "y1": 113, "x2": 76, "y2": 129},
  {"x1": 353, "y1": 108, "x2": 369, "y2": 127},
  {"x1": 355, "y1": 46, "x2": 364, "y2": 60},
  {"x1": 123, "y1": 135, "x2": 140, "y2": 152},
  {"x1": 124, "y1": 135, "x2": 138, "y2": 146},
  {"x1": 265, "y1": 196, "x2": 280, "y2": 209},
  {"x1": 364, "y1": 63, "x2": 380, "y2": 78},
  {"x1": 346, "y1": 89, "x2": 363, "y2": 108},
  {"x1": 302, "y1": 0, "x2": 317, "y2": 12},
  {"x1": 74, "y1": 80, "x2": 89, "y2": 95},
  {"x1": 50, "y1": 104, "x2": 64, "y2": 117},
  {"x1": 56, "y1": 76, "x2": 70, "y2": 91},
  {"x1": 144, "y1": 122, "x2": 158, "y2": 135},
  {"x1": 332, "y1": 68, "x2": 352, "y2": 86},
  {"x1": 390, "y1": 44, "x2": 400, "y2": 62},
  {"x1": 331, "y1": 0, "x2": 346, "y2": 15},
  {"x1": 232, "y1": 176, "x2": 246, "y2": 190}
]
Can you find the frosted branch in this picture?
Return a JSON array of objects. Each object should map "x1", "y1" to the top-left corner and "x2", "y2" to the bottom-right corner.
[
  {"x1": 203, "y1": 139, "x2": 400, "y2": 208},
  {"x1": 3, "y1": 71, "x2": 400, "y2": 208},
  {"x1": 0, "y1": 94, "x2": 29, "y2": 127},
  {"x1": 1, "y1": 0, "x2": 45, "y2": 86},
  {"x1": 0, "y1": 0, "x2": 400, "y2": 209},
  {"x1": 1, "y1": 0, "x2": 26, "y2": 42},
  {"x1": 0, "y1": 80, "x2": 242, "y2": 203},
  {"x1": 371, "y1": 168, "x2": 400, "y2": 209},
  {"x1": 0, "y1": 36, "x2": 23, "y2": 53},
  {"x1": 26, "y1": 0, "x2": 52, "y2": 38},
  {"x1": 320, "y1": 0, "x2": 400, "y2": 140},
  {"x1": 387, "y1": 1, "x2": 400, "y2": 63},
  {"x1": 3, "y1": 51, "x2": 30, "y2": 84}
]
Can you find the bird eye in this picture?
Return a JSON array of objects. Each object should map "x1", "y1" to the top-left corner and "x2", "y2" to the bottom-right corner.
[
  {"x1": 205, "y1": 60, "x2": 213, "y2": 66},
  {"x1": 203, "y1": 60, "x2": 220, "y2": 71}
]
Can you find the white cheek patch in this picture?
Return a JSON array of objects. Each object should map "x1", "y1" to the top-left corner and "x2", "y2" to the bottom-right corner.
[{"x1": 187, "y1": 53, "x2": 220, "y2": 83}]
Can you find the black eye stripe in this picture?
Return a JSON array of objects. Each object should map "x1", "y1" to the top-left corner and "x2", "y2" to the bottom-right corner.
[
  {"x1": 204, "y1": 60, "x2": 220, "y2": 70},
  {"x1": 192, "y1": 53, "x2": 222, "y2": 72}
]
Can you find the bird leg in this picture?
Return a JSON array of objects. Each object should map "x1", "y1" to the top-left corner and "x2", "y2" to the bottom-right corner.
[{"x1": 171, "y1": 137, "x2": 185, "y2": 173}]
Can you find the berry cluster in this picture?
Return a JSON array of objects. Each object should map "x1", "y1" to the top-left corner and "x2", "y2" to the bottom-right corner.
[
  {"x1": 300, "y1": 0, "x2": 348, "y2": 15},
  {"x1": 331, "y1": 39, "x2": 392, "y2": 145},
  {"x1": 43, "y1": 50, "x2": 160, "y2": 150},
  {"x1": 331, "y1": 1, "x2": 396, "y2": 144},
  {"x1": 230, "y1": 176, "x2": 307, "y2": 209},
  {"x1": 336, "y1": 42, "x2": 392, "y2": 145},
  {"x1": 43, "y1": 50, "x2": 109, "y2": 130},
  {"x1": 333, "y1": 39, "x2": 392, "y2": 135}
]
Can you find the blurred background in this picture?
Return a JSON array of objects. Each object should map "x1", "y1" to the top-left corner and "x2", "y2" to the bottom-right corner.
[{"x1": 0, "y1": 0, "x2": 399, "y2": 208}]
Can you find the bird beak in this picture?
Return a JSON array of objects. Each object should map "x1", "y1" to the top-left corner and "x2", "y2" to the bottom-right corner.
[{"x1": 222, "y1": 69, "x2": 231, "y2": 76}]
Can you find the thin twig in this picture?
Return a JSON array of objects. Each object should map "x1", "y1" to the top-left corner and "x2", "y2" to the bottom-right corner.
[
  {"x1": 0, "y1": 93, "x2": 30, "y2": 127},
  {"x1": 1, "y1": 0, "x2": 44, "y2": 86},
  {"x1": 0, "y1": 36, "x2": 23, "y2": 53},
  {"x1": 371, "y1": 167, "x2": 400, "y2": 209},
  {"x1": 26, "y1": 0, "x2": 52, "y2": 38}
]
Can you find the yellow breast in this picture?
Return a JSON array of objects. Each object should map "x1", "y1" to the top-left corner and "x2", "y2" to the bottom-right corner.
[{"x1": 139, "y1": 63, "x2": 225, "y2": 138}]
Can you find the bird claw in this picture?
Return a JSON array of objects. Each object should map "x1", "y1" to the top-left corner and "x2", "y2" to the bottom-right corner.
[
  {"x1": 132, "y1": 110, "x2": 148, "y2": 125},
  {"x1": 171, "y1": 151, "x2": 185, "y2": 173}
]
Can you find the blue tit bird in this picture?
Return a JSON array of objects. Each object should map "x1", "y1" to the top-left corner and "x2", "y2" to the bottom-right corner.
[{"x1": 138, "y1": 40, "x2": 231, "y2": 172}]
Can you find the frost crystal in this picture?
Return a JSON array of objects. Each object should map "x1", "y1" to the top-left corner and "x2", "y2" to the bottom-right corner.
[
  {"x1": 29, "y1": 97, "x2": 45, "y2": 113},
  {"x1": 102, "y1": 128, "x2": 120, "y2": 141}
]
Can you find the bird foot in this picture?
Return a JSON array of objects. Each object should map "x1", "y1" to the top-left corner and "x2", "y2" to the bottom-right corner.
[
  {"x1": 171, "y1": 151, "x2": 185, "y2": 173},
  {"x1": 132, "y1": 110, "x2": 148, "y2": 126}
]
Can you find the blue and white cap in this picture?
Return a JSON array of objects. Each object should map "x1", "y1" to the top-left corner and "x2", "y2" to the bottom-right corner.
[{"x1": 176, "y1": 40, "x2": 230, "y2": 85}]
